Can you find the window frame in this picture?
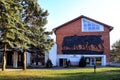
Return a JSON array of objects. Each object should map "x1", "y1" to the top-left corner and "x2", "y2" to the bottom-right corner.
[{"x1": 82, "y1": 18, "x2": 104, "y2": 32}]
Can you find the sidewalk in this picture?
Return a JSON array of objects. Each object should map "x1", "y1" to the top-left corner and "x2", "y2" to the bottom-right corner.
[{"x1": 108, "y1": 63, "x2": 120, "y2": 67}]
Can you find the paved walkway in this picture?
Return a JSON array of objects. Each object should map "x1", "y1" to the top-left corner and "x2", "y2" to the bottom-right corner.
[{"x1": 108, "y1": 63, "x2": 120, "y2": 67}]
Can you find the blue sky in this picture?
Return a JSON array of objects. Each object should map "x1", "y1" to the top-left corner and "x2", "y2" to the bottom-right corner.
[{"x1": 38, "y1": 0, "x2": 120, "y2": 46}]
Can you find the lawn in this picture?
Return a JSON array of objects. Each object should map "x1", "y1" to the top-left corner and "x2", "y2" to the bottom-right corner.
[{"x1": 0, "y1": 67, "x2": 120, "y2": 80}]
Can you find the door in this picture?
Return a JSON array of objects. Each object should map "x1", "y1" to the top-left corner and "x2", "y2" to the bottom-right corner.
[
  {"x1": 59, "y1": 58, "x2": 67, "y2": 67},
  {"x1": 59, "y1": 59, "x2": 63, "y2": 66},
  {"x1": 90, "y1": 57, "x2": 96, "y2": 66}
]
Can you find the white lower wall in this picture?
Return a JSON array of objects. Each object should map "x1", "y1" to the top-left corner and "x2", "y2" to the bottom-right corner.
[
  {"x1": 57, "y1": 54, "x2": 106, "y2": 66},
  {"x1": 57, "y1": 55, "x2": 82, "y2": 66}
]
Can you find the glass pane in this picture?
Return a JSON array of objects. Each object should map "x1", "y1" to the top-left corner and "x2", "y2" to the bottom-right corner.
[{"x1": 82, "y1": 18, "x2": 104, "y2": 32}]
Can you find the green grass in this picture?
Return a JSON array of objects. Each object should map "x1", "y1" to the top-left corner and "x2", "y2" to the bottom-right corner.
[{"x1": 0, "y1": 67, "x2": 120, "y2": 80}]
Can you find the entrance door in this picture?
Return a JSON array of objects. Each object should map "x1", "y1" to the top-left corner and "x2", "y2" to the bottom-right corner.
[
  {"x1": 59, "y1": 58, "x2": 67, "y2": 67},
  {"x1": 90, "y1": 58, "x2": 96, "y2": 66},
  {"x1": 59, "y1": 59, "x2": 63, "y2": 66}
]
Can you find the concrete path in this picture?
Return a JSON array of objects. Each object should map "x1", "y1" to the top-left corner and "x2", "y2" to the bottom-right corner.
[{"x1": 108, "y1": 63, "x2": 120, "y2": 67}]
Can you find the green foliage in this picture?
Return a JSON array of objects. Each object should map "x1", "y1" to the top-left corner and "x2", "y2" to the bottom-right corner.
[
  {"x1": 79, "y1": 56, "x2": 87, "y2": 67},
  {"x1": 0, "y1": 0, "x2": 54, "y2": 71},
  {"x1": 21, "y1": 0, "x2": 54, "y2": 54},
  {"x1": 46, "y1": 58, "x2": 53, "y2": 68},
  {"x1": 0, "y1": 0, "x2": 31, "y2": 49},
  {"x1": 111, "y1": 40, "x2": 120, "y2": 63},
  {"x1": 0, "y1": 0, "x2": 29, "y2": 71}
]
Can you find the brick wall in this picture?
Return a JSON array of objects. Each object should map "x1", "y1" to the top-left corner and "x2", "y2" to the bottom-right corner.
[{"x1": 55, "y1": 18, "x2": 111, "y2": 62}]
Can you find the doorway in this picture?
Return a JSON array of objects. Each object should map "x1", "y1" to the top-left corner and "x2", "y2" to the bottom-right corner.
[
  {"x1": 59, "y1": 58, "x2": 67, "y2": 67},
  {"x1": 90, "y1": 57, "x2": 96, "y2": 66}
]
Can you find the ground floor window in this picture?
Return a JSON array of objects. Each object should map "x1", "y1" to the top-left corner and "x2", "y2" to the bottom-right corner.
[
  {"x1": 31, "y1": 54, "x2": 45, "y2": 66},
  {"x1": 7, "y1": 52, "x2": 13, "y2": 66},
  {"x1": 86, "y1": 57, "x2": 102, "y2": 66},
  {"x1": 0, "y1": 53, "x2": 3, "y2": 65},
  {"x1": 86, "y1": 57, "x2": 90, "y2": 66},
  {"x1": 18, "y1": 53, "x2": 23, "y2": 66},
  {"x1": 96, "y1": 57, "x2": 101, "y2": 66}
]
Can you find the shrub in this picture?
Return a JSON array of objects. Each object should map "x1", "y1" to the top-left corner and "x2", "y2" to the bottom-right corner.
[
  {"x1": 46, "y1": 58, "x2": 53, "y2": 68},
  {"x1": 65, "y1": 60, "x2": 71, "y2": 68},
  {"x1": 79, "y1": 56, "x2": 86, "y2": 67}
]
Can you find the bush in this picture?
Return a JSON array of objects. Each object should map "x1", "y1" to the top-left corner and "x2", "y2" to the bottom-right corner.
[
  {"x1": 79, "y1": 56, "x2": 86, "y2": 67},
  {"x1": 46, "y1": 58, "x2": 53, "y2": 68},
  {"x1": 65, "y1": 60, "x2": 71, "y2": 68}
]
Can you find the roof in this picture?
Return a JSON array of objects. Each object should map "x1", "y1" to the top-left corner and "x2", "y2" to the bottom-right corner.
[{"x1": 53, "y1": 15, "x2": 113, "y2": 33}]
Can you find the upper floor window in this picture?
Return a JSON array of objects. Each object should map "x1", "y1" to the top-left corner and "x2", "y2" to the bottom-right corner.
[{"x1": 82, "y1": 18, "x2": 104, "y2": 32}]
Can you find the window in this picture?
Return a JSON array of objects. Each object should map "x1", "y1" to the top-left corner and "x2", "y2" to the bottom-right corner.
[
  {"x1": 0, "y1": 53, "x2": 3, "y2": 64},
  {"x1": 82, "y1": 18, "x2": 104, "y2": 32}
]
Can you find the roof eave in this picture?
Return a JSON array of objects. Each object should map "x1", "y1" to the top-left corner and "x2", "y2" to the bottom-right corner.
[{"x1": 53, "y1": 15, "x2": 114, "y2": 33}]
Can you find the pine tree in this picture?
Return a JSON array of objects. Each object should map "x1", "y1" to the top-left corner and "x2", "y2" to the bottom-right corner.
[
  {"x1": 46, "y1": 58, "x2": 53, "y2": 68},
  {"x1": 21, "y1": 0, "x2": 54, "y2": 54},
  {"x1": 21, "y1": 0, "x2": 54, "y2": 70},
  {"x1": 0, "y1": 0, "x2": 54, "y2": 71},
  {"x1": 0, "y1": 0, "x2": 32, "y2": 71}
]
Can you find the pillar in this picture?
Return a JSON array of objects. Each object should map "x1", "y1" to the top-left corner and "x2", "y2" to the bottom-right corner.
[
  {"x1": 102, "y1": 55, "x2": 106, "y2": 66},
  {"x1": 13, "y1": 52, "x2": 18, "y2": 68}
]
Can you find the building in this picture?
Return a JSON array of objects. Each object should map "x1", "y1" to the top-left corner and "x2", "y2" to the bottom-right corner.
[
  {"x1": 49, "y1": 15, "x2": 113, "y2": 67},
  {"x1": 0, "y1": 49, "x2": 45, "y2": 68}
]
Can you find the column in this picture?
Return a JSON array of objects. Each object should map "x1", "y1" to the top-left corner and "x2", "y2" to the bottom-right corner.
[
  {"x1": 102, "y1": 55, "x2": 106, "y2": 66},
  {"x1": 26, "y1": 52, "x2": 31, "y2": 66},
  {"x1": 13, "y1": 52, "x2": 18, "y2": 68}
]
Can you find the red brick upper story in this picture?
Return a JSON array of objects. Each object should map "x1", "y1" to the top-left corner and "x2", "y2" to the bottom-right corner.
[{"x1": 53, "y1": 15, "x2": 113, "y2": 62}]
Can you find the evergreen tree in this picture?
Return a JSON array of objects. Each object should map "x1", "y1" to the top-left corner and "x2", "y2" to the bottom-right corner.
[
  {"x1": 46, "y1": 58, "x2": 53, "y2": 68},
  {"x1": 21, "y1": 0, "x2": 54, "y2": 54},
  {"x1": 0, "y1": 0, "x2": 28, "y2": 71},
  {"x1": 0, "y1": 0, "x2": 34, "y2": 71},
  {"x1": 0, "y1": 0, "x2": 54, "y2": 71},
  {"x1": 111, "y1": 40, "x2": 120, "y2": 63},
  {"x1": 20, "y1": 0, "x2": 54, "y2": 70}
]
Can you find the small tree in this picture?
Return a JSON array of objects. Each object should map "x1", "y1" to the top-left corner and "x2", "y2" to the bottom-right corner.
[
  {"x1": 46, "y1": 58, "x2": 53, "y2": 68},
  {"x1": 79, "y1": 56, "x2": 86, "y2": 67}
]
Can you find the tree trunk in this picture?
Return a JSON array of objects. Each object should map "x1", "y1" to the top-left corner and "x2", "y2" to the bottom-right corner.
[
  {"x1": 23, "y1": 49, "x2": 26, "y2": 71},
  {"x1": 2, "y1": 44, "x2": 7, "y2": 71}
]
